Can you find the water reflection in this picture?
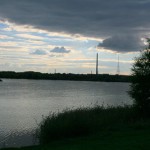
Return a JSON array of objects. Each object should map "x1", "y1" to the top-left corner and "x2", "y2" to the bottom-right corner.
[
  {"x1": 0, "y1": 130, "x2": 38, "y2": 148},
  {"x1": 0, "y1": 79, "x2": 132, "y2": 147}
]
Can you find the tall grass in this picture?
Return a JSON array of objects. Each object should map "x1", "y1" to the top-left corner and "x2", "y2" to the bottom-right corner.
[{"x1": 36, "y1": 105, "x2": 146, "y2": 144}]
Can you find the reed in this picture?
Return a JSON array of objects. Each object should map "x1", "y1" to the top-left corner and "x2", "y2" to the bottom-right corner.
[{"x1": 37, "y1": 105, "x2": 145, "y2": 144}]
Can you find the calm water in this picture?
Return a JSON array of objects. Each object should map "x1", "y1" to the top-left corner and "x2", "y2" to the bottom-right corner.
[{"x1": 0, "y1": 79, "x2": 132, "y2": 147}]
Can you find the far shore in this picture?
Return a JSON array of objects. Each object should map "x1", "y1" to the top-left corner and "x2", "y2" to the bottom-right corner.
[{"x1": 0, "y1": 71, "x2": 131, "y2": 82}]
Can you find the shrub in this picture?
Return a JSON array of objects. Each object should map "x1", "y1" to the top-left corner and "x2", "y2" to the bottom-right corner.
[
  {"x1": 37, "y1": 106, "x2": 136, "y2": 144},
  {"x1": 129, "y1": 39, "x2": 150, "y2": 115}
]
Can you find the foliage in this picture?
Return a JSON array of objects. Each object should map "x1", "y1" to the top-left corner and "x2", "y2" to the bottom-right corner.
[
  {"x1": 0, "y1": 71, "x2": 130, "y2": 82},
  {"x1": 129, "y1": 40, "x2": 150, "y2": 115},
  {"x1": 3, "y1": 106, "x2": 150, "y2": 149},
  {"x1": 3, "y1": 129, "x2": 150, "y2": 150},
  {"x1": 36, "y1": 105, "x2": 139, "y2": 144}
]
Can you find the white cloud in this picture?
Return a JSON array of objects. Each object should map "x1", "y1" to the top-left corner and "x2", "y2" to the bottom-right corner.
[
  {"x1": 0, "y1": 35, "x2": 11, "y2": 39},
  {"x1": 16, "y1": 33, "x2": 44, "y2": 40},
  {"x1": 0, "y1": 41, "x2": 18, "y2": 47},
  {"x1": 0, "y1": 7, "x2": 140, "y2": 74},
  {"x1": 1, "y1": 20, "x2": 103, "y2": 42}
]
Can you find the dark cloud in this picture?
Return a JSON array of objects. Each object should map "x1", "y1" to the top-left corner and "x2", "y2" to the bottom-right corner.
[
  {"x1": 0, "y1": 0, "x2": 150, "y2": 52},
  {"x1": 98, "y1": 34, "x2": 145, "y2": 53},
  {"x1": 51, "y1": 47, "x2": 70, "y2": 53},
  {"x1": 31, "y1": 49, "x2": 47, "y2": 55}
]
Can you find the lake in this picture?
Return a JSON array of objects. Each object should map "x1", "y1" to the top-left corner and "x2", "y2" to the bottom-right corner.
[{"x1": 0, "y1": 79, "x2": 132, "y2": 148}]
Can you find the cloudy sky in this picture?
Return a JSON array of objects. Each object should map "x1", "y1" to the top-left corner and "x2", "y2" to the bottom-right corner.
[{"x1": 0, "y1": 0, "x2": 149, "y2": 74}]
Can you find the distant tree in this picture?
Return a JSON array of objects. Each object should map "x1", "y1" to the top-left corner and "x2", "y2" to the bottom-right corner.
[{"x1": 129, "y1": 39, "x2": 150, "y2": 115}]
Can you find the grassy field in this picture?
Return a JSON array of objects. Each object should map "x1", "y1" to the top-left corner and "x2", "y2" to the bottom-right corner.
[{"x1": 1, "y1": 106, "x2": 150, "y2": 150}]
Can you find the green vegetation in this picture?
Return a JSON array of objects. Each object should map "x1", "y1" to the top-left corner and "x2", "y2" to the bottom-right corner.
[
  {"x1": 129, "y1": 40, "x2": 150, "y2": 115},
  {"x1": 2, "y1": 130, "x2": 150, "y2": 150},
  {"x1": 2, "y1": 106, "x2": 150, "y2": 150},
  {"x1": 37, "y1": 106, "x2": 140, "y2": 144},
  {"x1": 0, "y1": 71, "x2": 130, "y2": 82}
]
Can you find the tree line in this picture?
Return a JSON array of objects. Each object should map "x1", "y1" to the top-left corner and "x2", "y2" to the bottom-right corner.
[{"x1": 0, "y1": 71, "x2": 130, "y2": 82}]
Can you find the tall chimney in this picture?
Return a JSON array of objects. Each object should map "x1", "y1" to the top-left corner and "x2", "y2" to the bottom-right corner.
[
  {"x1": 117, "y1": 54, "x2": 120, "y2": 75},
  {"x1": 96, "y1": 53, "x2": 98, "y2": 75}
]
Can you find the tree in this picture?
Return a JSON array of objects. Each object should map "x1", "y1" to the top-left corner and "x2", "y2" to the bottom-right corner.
[{"x1": 129, "y1": 39, "x2": 150, "y2": 115}]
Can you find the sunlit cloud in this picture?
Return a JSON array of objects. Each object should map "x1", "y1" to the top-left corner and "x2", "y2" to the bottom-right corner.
[
  {"x1": 0, "y1": 0, "x2": 145, "y2": 75},
  {"x1": 0, "y1": 35, "x2": 12, "y2": 39},
  {"x1": 1, "y1": 20, "x2": 103, "y2": 42},
  {"x1": 16, "y1": 33, "x2": 44, "y2": 40},
  {"x1": 0, "y1": 41, "x2": 18, "y2": 47}
]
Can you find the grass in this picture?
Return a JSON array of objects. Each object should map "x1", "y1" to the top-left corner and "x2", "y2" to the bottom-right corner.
[
  {"x1": 36, "y1": 105, "x2": 148, "y2": 144},
  {"x1": 2, "y1": 105, "x2": 150, "y2": 150},
  {"x1": 2, "y1": 129, "x2": 150, "y2": 150}
]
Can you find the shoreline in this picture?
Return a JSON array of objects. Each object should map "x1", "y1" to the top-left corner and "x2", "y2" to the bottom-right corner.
[
  {"x1": 0, "y1": 71, "x2": 131, "y2": 82},
  {"x1": 1, "y1": 105, "x2": 150, "y2": 150}
]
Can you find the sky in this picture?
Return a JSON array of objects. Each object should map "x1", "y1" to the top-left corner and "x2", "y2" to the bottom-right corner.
[{"x1": 0, "y1": 0, "x2": 149, "y2": 75}]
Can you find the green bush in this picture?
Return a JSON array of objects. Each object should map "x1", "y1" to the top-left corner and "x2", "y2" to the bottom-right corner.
[
  {"x1": 37, "y1": 106, "x2": 137, "y2": 144},
  {"x1": 129, "y1": 41, "x2": 150, "y2": 115}
]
